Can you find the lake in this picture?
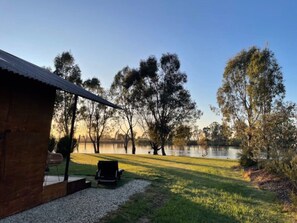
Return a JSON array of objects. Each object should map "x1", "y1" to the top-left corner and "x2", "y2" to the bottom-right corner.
[{"x1": 75, "y1": 143, "x2": 240, "y2": 159}]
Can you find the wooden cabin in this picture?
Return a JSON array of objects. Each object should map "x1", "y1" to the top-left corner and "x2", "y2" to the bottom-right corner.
[{"x1": 0, "y1": 49, "x2": 119, "y2": 218}]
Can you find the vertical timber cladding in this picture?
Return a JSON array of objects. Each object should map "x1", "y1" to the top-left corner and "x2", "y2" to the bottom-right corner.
[{"x1": 0, "y1": 71, "x2": 56, "y2": 218}]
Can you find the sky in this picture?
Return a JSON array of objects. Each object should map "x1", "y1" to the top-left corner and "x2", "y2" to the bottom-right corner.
[{"x1": 1, "y1": 0, "x2": 297, "y2": 128}]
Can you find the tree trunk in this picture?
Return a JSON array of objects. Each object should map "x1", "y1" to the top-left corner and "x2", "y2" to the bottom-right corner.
[
  {"x1": 89, "y1": 133, "x2": 98, "y2": 153},
  {"x1": 76, "y1": 135, "x2": 80, "y2": 152},
  {"x1": 91, "y1": 137, "x2": 98, "y2": 153},
  {"x1": 124, "y1": 134, "x2": 129, "y2": 154},
  {"x1": 246, "y1": 131, "x2": 255, "y2": 161},
  {"x1": 161, "y1": 137, "x2": 166, "y2": 156},
  {"x1": 152, "y1": 143, "x2": 159, "y2": 155},
  {"x1": 131, "y1": 140, "x2": 136, "y2": 154},
  {"x1": 96, "y1": 136, "x2": 100, "y2": 154},
  {"x1": 83, "y1": 136, "x2": 87, "y2": 151},
  {"x1": 161, "y1": 146, "x2": 166, "y2": 156},
  {"x1": 93, "y1": 142, "x2": 99, "y2": 153},
  {"x1": 266, "y1": 146, "x2": 270, "y2": 159},
  {"x1": 129, "y1": 126, "x2": 136, "y2": 154},
  {"x1": 247, "y1": 132, "x2": 252, "y2": 147}
]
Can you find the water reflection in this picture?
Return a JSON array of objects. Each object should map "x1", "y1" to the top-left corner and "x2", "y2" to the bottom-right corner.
[{"x1": 75, "y1": 143, "x2": 240, "y2": 159}]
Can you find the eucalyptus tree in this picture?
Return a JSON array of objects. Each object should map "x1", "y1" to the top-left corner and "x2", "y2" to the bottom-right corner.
[
  {"x1": 53, "y1": 51, "x2": 82, "y2": 136},
  {"x1": 217, "y1": 46, "x2": 285, "y2": 163},
  {"x1": 128, "y1": 53, "x2": 201, "y2": 155},
  {"x1": 110, "y1": 67, "x2": 139, "y2": 154},
  {"x1": 80, "y1": 77, "x2": 114, "y2": 153}
]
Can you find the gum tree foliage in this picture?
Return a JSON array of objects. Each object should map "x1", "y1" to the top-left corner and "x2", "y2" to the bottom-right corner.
[
  {"x1": 257, "y1": 102, "x2": 297, "y2": 188},
  {"x1": 127, "y1": 53, "x2": 201, "y2": 155},
  {"x1": 53, "y1": 52, "x2": 82, "y2": 136},
  {"x1": 80, "y1": 78, "x2": 114, "y2": 153},
  {"x1": 110, "y1": 67, "x2": 139, "y2": 154},
  {"x1": 217, "y1": 47, "x2": 285, "y2": 164},
  {"x1": 208, "y1": 122, "x2": 231, "y2": 146},
  {"x1": 254, "y1": 102, "x2": 297, "y2": 160},
  {"x1": 172, "y1": 125, "x2": 192, "y2": 148}
]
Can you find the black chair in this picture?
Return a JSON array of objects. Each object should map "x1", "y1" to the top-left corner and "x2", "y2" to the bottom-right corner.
[{"x1": 95, "y1": 160, "x2": 124, "y2": 184}]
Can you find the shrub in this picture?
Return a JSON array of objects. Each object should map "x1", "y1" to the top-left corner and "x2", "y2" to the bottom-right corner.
[
  {"x1": 263, "y1": 150, "x2": 297, "y2": 191},
  {"x1": 238, "y1": 146, "x2": 257, "y2": 167},
  {"x1": 279, "y1": 155, "x2": 297, "y2": 189},
  {"x1": 56, "y1": 135, "x2": 77, "y2": 158},
  {"x1": 48, "y1": 135, "x2": 57, "y2": 152}
]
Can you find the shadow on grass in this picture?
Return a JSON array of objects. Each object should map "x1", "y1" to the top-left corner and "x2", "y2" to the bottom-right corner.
[
  {"x1": 100, "y1": 176, "x2": 283, "y2": 223},
  {"x1": 68, "y1": 154, "x2": 286, "y2": 222},
  {"x1": 91, "y1": 154, "x2": 236, "y2": 174},
  {"x1": 100, "y1": 186, "x2": 243, "y2": 223},
  {"x1": 137, "y1": 154, "x2": 237, "y2": 169},
  {"x1": 86, "y1": 154, "x2": 244, "y2": 185},
  {"x1": 154, "y1": 191, "x2": 242, "y2": 223},
  {"x1": 82, "y1": 154, "x2": 276, "y2": 205}
]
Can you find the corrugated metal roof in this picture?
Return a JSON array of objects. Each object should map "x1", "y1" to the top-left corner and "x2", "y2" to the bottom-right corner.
[{"x1": 0, "y1": 49, "x2": 120, "y2": 109}]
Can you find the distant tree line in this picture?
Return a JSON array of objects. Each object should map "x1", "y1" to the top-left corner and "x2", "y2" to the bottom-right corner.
[{"x1": 198, "y1": 121, "x2": 241, "y2": 147}]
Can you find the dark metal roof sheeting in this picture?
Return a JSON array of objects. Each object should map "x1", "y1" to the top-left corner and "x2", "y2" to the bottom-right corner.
[{"x1": 0, "y1": 49, "x2": 120, "y2": 109}]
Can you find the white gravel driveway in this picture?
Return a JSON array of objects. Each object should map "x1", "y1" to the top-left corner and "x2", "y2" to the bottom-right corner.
[{"x1": 0, "y1": 180, "x2": 150, "y2": 223}]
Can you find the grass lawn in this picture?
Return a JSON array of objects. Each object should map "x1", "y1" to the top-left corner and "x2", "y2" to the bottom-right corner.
[{"x1": 54, "y1": 154, "x2": 292, "y2": 223}]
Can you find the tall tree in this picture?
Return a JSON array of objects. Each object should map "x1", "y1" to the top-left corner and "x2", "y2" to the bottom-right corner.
[
  {"x1": 110, "y1": 67, "x2": 139, "y2": 154},
  {"x1": 130, "y1": 53, "x2": 201, "y2": 155},
  {"x1": 53, "y1": 51, "x2": 82, "y2": 136},
  {"x1": 80, "y1": 78, "x2": 114, "y2": 153},
  {"x1": 217, "y1": 46, "x2": 285, "y2": 163}
]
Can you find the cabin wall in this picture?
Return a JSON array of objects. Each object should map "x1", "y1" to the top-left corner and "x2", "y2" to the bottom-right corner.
[{"x1": 0, "y1": 71, "x2": 56, "y2": 218}]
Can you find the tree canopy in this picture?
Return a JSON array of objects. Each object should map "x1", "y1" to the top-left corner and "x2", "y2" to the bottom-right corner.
[
  {"x1": 126, "y1": 53, "x2": 201, "y2": 155},
  {"x1": 110, "y1": 67, "x2": 139, "y2": 154},
  {"x1": 80, "y1": 77, "x2": 114, "y2": 153},
  {"x1": 217, "y1": 46, "x2": 286, "y2": 163},
  {"x1": 52, "y1": 51, "x2": 82, "y2": 136}
]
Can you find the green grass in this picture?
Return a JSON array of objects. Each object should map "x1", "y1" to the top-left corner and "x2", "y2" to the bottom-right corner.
[{"x1": 52, "y1": 154, "x2": 293, "y2": 222}]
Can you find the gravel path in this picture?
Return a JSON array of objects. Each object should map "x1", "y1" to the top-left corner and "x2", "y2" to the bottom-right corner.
[{"x1": 0, "y1": 180, "x2": 151, "y2": 223}]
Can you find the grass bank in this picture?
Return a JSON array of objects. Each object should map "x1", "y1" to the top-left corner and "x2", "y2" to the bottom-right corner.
[{"x1": 57, "y1": 154, "x2": 292, "y2": 222}]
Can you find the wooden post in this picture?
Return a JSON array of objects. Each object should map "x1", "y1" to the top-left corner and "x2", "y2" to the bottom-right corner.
[{"x1": 64, "y1": 95, "x2": 78, "y2": 181}]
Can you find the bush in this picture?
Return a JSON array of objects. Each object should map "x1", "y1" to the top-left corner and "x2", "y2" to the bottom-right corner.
[
  {"x1": 279, "y1": 155, "x2": 297, "y2": 189},
  {"x1": 263, "y1": 150, "x2": 297, "y2": 190},
  {"x1": 238, "y1": 146, "x2": 257, "y2": 167},
  {"x1": 48, "y1": 136, "x2": 57, "y2": 152},
  {"x1": 56, "y1": 135, "x2": 77, "y2": 158}
]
